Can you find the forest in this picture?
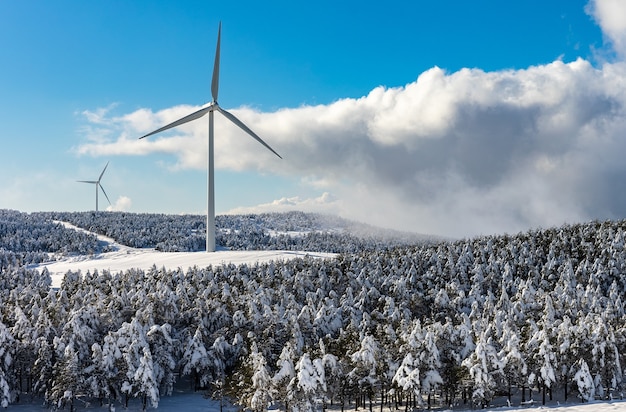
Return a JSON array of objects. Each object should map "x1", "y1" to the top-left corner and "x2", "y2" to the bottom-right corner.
[
  {"x1": 0, "y1": 209, "x2": 625, "y2": 411},
  {"x1": 42, "y1": 211, "x2": 427, "y2": 253}
]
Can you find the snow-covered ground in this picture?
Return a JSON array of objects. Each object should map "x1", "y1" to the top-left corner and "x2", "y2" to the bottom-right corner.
[
  {"x1": 34, "y1": 221, "x2": 336, "y2": 288},
  {"x1": 7, "y1": 393, "x2": 626, "y2": 412}
]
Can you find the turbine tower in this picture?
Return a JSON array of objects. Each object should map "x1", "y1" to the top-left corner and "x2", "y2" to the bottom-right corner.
[
  {"x1": 139, "y1": 22, "x2": 282, "y2": 252},
  {"x1": 78, "y1": 162, "x2": 112, "y2": 213}
]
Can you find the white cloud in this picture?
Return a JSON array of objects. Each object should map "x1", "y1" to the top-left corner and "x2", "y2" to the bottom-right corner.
[
  {"x1": 74, "y1": 2, "x2": 626, "y2": 237},
  {"x1": 587, "y1": 0, "x2": 626, "y2": 58},
  {"x1": 227, "y1": 192, "x2": 339, "y2": 216},
  {"x1": 106, "y1": 195, "x2": 132, "y2": 212}
]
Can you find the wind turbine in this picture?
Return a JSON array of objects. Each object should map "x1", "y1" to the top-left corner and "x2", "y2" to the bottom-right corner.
[
  {"x1": 77, "y1": 162, "x2": 112, "y2": 213},
  {"x1": 139, "y1": 22, "x2": 282, "y2": 252}
]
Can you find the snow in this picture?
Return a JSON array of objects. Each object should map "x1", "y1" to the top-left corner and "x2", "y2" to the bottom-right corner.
[
  {"x1": 34, "y1": 221, "x2": 336, "y2": 288},
  {"x1": 6, "y1": 391, "x2": 626, "y2": 411}
]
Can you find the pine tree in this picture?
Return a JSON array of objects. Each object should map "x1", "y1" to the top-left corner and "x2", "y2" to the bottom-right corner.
[
  {"x1": 499, "y1": 322, "x2": 526, "y2": 404},
  {"x1": 273, "y1": 342, "x2": 296, "y2": 411},
  {"x1": 536, "y1": 328, "x2": 557, "y2": 404},
  {"x1": 293, "y1": 352, "x2": 325, "y2": 412},
  {"x1": 0, "y1": 321, "x2": 15, "y2": 408},
  {"x1": 118, "y1": 318, "x2": 152, "y2": 407},
  {"x1": 349, "y1": 334, "x2": 381, "y2": 411},
  {"x1": 419, "y1": 330, "x2": 443, "y2": 406},
  {"x1": 180, "y1": 325, "x2": 211, "y2": 390},
  {"x1": 146, "y1": 324, "x2": 177, "y2": 397},
  {"x1": 555, "y1": 315, "x2": 575, "y2": 401},
  {"x1": 134, "y1": 347, "x2": 159, "y2": 411},
  {"x1": 392, "y1": 352, "x2": 420, "y2": 409},
  {"x1": 10, "y1": 305, "x2": 35, "y2": 395},
  {"x1": 574, "y1": 359, "x2": 595, "y2": 402},
  {"x1": 461, "y1": 325, "x2": 503, "y2": 408},
  {"x1": 49, "y1": 341, "x2": 82, "y2": 411},
  {"x1": 88, "y1": 342, "x2": 116, "y2": 410},
  {"x1": 317, "y1": 339, "x2": 340, "y2": 408},
  {"x1": 249, "y1": 342, "x2": 274, "y2": 412},
  {"x1": 210, "y1": 335, "x2": 232, "y2": 403}
]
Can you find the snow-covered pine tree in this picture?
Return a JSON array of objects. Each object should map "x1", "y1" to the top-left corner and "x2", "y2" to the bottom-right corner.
[
  {"x1": 32, "y1": 336, "x2": 54, "y2": 400},
  {"x1": 248, "y1": 342, "x2": 274, "y2": 412},
  {"x1": 349, "y1": 334, "x2": 381, "y2": 411},
  {"x1": 293, "y1": 352, "x2": 325, "y2": 412},
  {"x1": 555, "y1": 315, "x2": 575, "y2": 401},
  {"x1": 134, "y1": 346, "x2": 159, "y2": 411},
  {"x1": 209, "y1": 334, "x2": 232, "y2": 404},
  {"x1": 87, "y1": 341, "x2": 116, "y2": 411},
  {"x1": 498, "y1": 321, "x2": 526, "y2": 404},
  {"x1": 10, "y1": 305, "x2": 34, "y2": 396},
  {"x1": 419, "y1": 329, "x2": 443, "y2": 407},
  {"x1": 392, "y1": 352, "x2": 420, "y2": 411},
  {"x1": 0, "y1": 321, "x2": 15, "y2": 408},
  {"x1": 317, "y1": 339, "x2": 340, "y2": 408},
  {"x1": 273, "y1": 342, "x2": 296, "y2": 411},
  {"x1": 117, "y1": 318, "x2": 153, "y2": 408},
  {"x1": 180, "y1": 324, "x2": 211, "y2": 390},
  {"x1": 535, "y1": 327, "x2": 557, "y2": 404},
  {"x1": 48, "y1": 341, "x2": 82, "y2": 411},
  {"x1": 574, "y1": 359, "x2": 595, "y2": 402},
  {"x1": 461, "y1": 325, "x2": 503, "y2": 408},
  {"x1": 146, "y1": 324, "x2": 177, "y2": 397}
]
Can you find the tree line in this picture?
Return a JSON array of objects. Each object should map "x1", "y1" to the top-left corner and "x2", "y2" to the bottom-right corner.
[{"x1": 44, "y1": 211, "x2": 428, "y2": 253}]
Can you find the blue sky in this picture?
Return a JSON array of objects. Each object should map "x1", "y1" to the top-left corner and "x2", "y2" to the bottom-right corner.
[{"x1": 2, "y1": 0, "x2": 625, "y2": 238}]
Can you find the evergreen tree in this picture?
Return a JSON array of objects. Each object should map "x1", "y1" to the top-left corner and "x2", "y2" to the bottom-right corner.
[
  {"x1": 349, "y1": 334, "x2": 381, "y2": 411},
  {"x1": 392, "y1": 352, "x2": 420, "y2": 407},
  {"x1": 146, "y1": 324, "x2": 177, "y2": 397},
  {"x1": 574, "y1": 359, "x2": 595, "y2": 402},
  {"x1": 499, "y1": 323, "x2": 526, "y2": 403},
  {"x1": 249, "y1": 342, "x2": 274, "y2": 412},
  {"x1": 273, "y1": 342, "x2": 297, "y2": 411},
  {"x1": 0, "y1": 321, "x2": 15, "y2": 407},
  {"x1": 293, "y1": 352, "x2": 325, "y2": 412},
  {"x1": 87, "y1": 342, "x2": 116, "y2": 410},
  {"x1": 180, "y1": 325, "x2": 211, "y2": 389},
  {"x1": 10, "y1": 305, "x2": 35, "y2": 396},
  {"x1": 462, "y1": 325, "x2": 503, "y2": 408},
  {"x1": 117, "y1": 319, "x2": 152, "y2": 407},
  {"x1": 418, "y1": 329, "x2": 443, "y2": 399},
  {"x1": 134, "y1": 347, "x2": 159, "y2": 411},
  {"x1": 49, "y1": 341, "x2": 82, "y2": 411}
]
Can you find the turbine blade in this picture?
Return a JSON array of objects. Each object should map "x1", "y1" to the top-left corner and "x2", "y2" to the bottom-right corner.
[
  {"x1": 98, "y1": 161, "x2": 109, "y2": 182},
  {"x1": 99, "y1": 184, "x2": 112, "y2": 205},
  {"x1": 139, "y1": 106, "x2": 212, "y2": 139},
  {"x1": 77, "y1": 180, "x2": 98, "y2": 184},
  {"x1": 216, "y1": 106, "x2": 282, "y2": 159},
  {"x1": 211, "y1": 22, "x2": 221, "y2": 103}
]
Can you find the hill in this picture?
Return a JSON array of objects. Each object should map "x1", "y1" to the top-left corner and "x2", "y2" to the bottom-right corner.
[
  {"x1": 1, "y1": 209, "x2": 626, "y2": 411},
  {"x1": 44, "y1": 210, "x2": 434, "y2": 253}
]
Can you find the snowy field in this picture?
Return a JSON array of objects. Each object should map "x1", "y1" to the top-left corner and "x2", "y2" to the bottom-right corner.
[
  {"x1": 33, "y1": 221, "x2": 336, "y2": 288},
  {"x1": 6, "y1": 393, "x2": 626, "y2": 412}
]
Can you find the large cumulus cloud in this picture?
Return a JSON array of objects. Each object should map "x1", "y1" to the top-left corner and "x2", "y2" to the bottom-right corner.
[{"x1": 75, "y1": 0, "x2": 626, "y2": 237}]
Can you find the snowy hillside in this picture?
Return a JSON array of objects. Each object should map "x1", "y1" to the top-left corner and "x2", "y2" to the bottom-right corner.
[
  {"x1": 36, "y1": 220, "x2": 336, "y2": 289},
  {"x1": 2, "y1": 209, "x2": 626, "y2": 412},
  {"x1": 44, "y1": 210, "x2": 434, "y2": 252}
]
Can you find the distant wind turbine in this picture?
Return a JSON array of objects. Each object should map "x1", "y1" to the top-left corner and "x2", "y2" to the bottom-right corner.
[
  {"x1": 77, "y1": 162, "x2": 111, "y2": 213},
  {"x1": 139, "y1": 22, "x2": 282, "y2": 252}
]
